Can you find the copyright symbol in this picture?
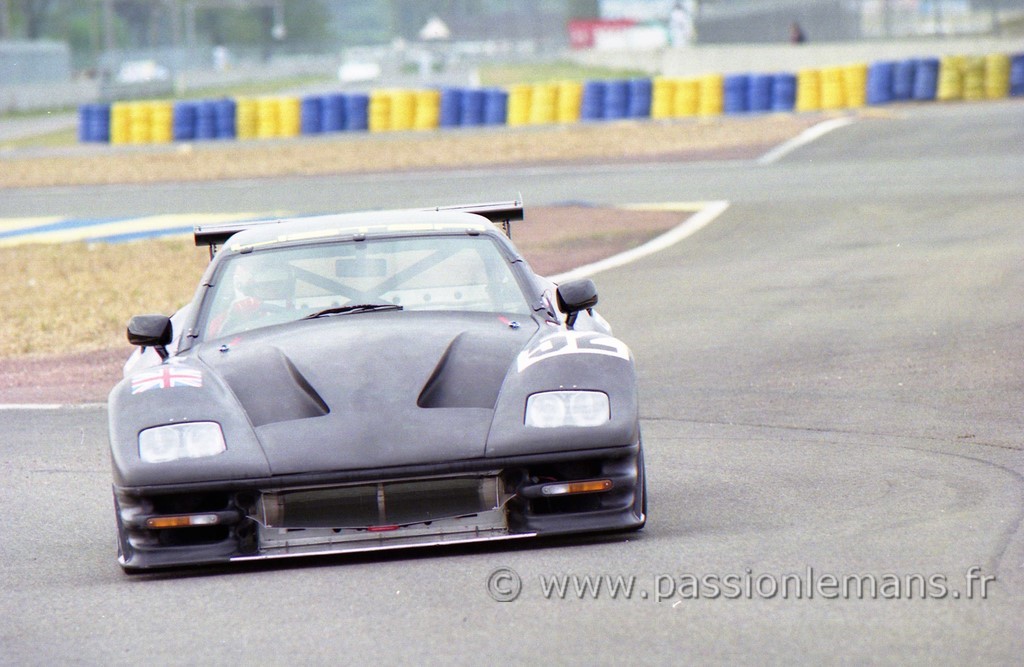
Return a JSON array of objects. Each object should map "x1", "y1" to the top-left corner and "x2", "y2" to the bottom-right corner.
[{"x1": 487, "y1": 567, "x2": 522, "y2": 602}]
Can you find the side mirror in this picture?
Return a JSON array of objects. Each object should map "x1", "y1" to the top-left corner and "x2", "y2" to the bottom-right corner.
[
  {"x1": 556, "y1": 279, "x2": 598, "y2": 329},
  {"x1": 127, "y1": 314, "x2": 173, "y2": 360}
]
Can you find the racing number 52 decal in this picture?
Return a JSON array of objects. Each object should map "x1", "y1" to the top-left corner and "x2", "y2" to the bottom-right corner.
[{"x1": 516, "y1": 331, "x2": 630, "y2": 373}]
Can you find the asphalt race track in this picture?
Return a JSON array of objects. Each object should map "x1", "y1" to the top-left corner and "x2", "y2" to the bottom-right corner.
[{"x1": 2, "y1": 101, "x2": 1022, "y2": 663}]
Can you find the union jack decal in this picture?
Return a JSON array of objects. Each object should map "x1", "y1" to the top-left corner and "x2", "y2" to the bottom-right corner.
[{"x1": 130, "y1": 367, "x2": 203, "y2": 395}]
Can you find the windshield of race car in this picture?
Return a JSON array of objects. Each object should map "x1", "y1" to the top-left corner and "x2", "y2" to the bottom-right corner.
[{"x1": 199, "y1": 235, "x2": 532, "y2": 339}]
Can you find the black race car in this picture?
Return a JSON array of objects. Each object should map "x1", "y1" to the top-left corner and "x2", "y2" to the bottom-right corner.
[{"x1": 109, "y1": 200, "x2": 645, "y2": 572}]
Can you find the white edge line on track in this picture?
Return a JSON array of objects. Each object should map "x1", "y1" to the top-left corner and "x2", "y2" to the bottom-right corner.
[
  {"x1": 757, "y1": 116, "x2": 856, "y2": 165},
  {"x1": 550, "y1": 200, "x2": 730, "y2": 283},
  {"x1": 0, "y1": 402, "x2": 106, "y2": 410},
  {"x1": 1, "y1": 201, "x2": 730, "y2": 410}
]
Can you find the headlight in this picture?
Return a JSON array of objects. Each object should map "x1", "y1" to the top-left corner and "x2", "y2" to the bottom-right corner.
[
  {"x1": 138, "y1": 422, "x2": 226, "y2": 463},
  {"x1": 525, "y1": 391, "x2": 610, "y2": 428}
]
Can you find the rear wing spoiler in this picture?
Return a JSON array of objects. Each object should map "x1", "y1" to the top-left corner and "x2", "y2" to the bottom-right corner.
[
  {"x1": 194, "y1": 199, "x2": 524, "y2": 259},
  {"x1": 429, "y1": 200, "x2": 524, "y2": 238}
]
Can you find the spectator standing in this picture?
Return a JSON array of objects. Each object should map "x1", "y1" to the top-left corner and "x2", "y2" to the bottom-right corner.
[
  {"x1": 790, "y1": 21, "x2": 806, "y2": 44},
  {"x1": 669, "y1": 1, "x2": 697, "y2": 48}
]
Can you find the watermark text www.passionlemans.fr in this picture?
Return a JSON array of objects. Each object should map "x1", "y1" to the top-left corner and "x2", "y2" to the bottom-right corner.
[{"x1": 485, "y1": 566, "x2": 996, "y2": 603}]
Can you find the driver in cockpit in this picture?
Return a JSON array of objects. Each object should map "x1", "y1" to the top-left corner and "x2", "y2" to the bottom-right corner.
[{"x1": 207, "y1": 259, "x2": 295, "y2": 337}]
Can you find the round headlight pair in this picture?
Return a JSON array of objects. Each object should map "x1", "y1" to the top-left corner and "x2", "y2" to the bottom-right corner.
[
  {"x1": 525, "y1": 391, "x2": 610, "y2": 428},
  {"x1": 138, "y1": 422, "x2": 226, "y2": 463}
]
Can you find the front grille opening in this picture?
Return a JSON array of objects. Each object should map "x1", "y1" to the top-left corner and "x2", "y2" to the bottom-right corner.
[
  {"x1": 237, "y1": 520, "x2": 259, "y2": 554},
  {"x1": 256, "y1": 476, "x2": 505, "y2": 529},
  {"x1": 156, "y1": 525, "x2": 230, "y2": 547},
  {"x1": 529, "y1": 493, "x2": 604, "y2": 515},
  {"x1": 525, "y1": 461, "x2": 603, "y2": 485},
  {"x1": 151, "y1": 492, "x2": 231, "y2": 515}
]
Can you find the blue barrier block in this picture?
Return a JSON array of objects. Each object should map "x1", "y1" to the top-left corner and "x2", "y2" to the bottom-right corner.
[
  {"x1": 460, "y1": 88, "x2": 485, "y2": 126},
  {"x1": 214, "y1": 99, "x2": 235, "y2": 139},
  {"x1": 1011, "y1": 54, "x2": 1024, "y2": 96},
  {"x1": 300, "y1": 96, "x2": 323, "y2": 134},
  {"x1": 483, "y1": 88, "x2": 507, "y2": 125},
  {"x1": 771, "y1": 73, "x2": 796, "y2": 112},
  {"x1": 892, "y1": 59, "x2": 916, "y2": 101},
  {"x1": 581, "y1": 80, "x2": 606, "y2": 120},
  {"x1": 912, "y1": 58, "x2": 939, "y2": 101},
  {"x1": 747, "y1": 74, "x2": 773, "y2": 113},
  {"x1": 603, "y1": 79, "x2": 630, "y2": 120},
  {"x1": 322, "y1": 94, "x2": 346, "y2": 132},
  {"x1": 89, "y1": 103, "x2": 111, "y2": 142},
  {"x1": 195, "y1": 100, "x2": 218, "y2": 140},
  {"x1": 79, "y1": 104, "x2": 110, "y2": 142},
  {"x1": 627, "y1": 78, "x2": 652, "y2": 118},
  {"x1": 344, "y1": 94, "x2": 369, "y2": 131},
  {"x1": 724, "y1": 74, "x2": 750, "y2": 114},
  {"x1": 173, "y1": 101, "x2": 197, "y2": 141},
  {"x1": 78, "y1": 104, "x2": 93, "y2": 142},
  {"x1": 867, "y1": 61, "x2": 895, "y2": 105},
  {"x1": 439, "y1": 87, "x2": 463, "y2": 128}
]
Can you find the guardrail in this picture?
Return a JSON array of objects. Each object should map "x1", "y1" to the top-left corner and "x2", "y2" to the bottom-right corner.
[{"x1": 78, "y1": 51, "x2": 1024, "y2": 144}]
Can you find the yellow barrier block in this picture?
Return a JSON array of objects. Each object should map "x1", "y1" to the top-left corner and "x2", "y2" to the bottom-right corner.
[
  {"x1": 937, "y1": 55, "x2": 964, "y2": 101},
  {"x1": 673, "y1": 78, "x2": 700, "y2": 117},
  {"x1": 235, "y1": 98, "x2": 258, "y2": 140},
  {"x1": 110, "y1": 102, "x2": 132, "y2": 145},
  {"x1": 128, "y1": 102, "x2": 153, "y2": 144},
  {"x1": 962, "y1": 56, "x2": 986, "y2": 101},
  {"x1": 149, "y1": 101, "x2": 173, "y2": 143},
  {"x1": 557, "y1": 81, "x2": 583, "y2": 123},
  {"x1": 796, "y1": 69, "x2": 821, "y2": 111},
  {"x1": 698, "y1": 74, "x2": 723, "y2": 116},
  {"x1": 528, "y1": 83, "x2": 558, "y2": 125},
  {"x1": 984, "y1": 53, "x2": 1011, "y2": 99},
  {"x1": 983, "y1": 53, "x2": 1011, "y2": 98},
  {"x1": 650, "y1": 77, "x2": 675, "y2": 119},
  {"x1": 820, "y1": 67, "x2": 845, "y2": 110},
  {"x1": 843, "y1": 63, "x2": 868, "y2": 108},
  {"x1": 413, "y1": 89, "x2": 440, "y2": 130},
  {"x1": 506, "y1": 84, "x2": 532, "y2": 126},
  {"x1": 278, "y1": 97, "x2": 300, "y2": 137},
  {"x1": 256, "y1": 98, "x2": 280, "y2": 138},
  {"x1": 369, "y1": 90, "x2": 392, "y2": 132},
  {"x1": 390, "y1": 90, "x2": 416, "y2": 131}
]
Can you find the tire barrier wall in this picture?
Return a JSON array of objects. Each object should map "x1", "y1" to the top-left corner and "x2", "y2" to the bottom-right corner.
[
  {"x1": 79, "y1": 51, "x2": 1024, "y2": 143},
  {"x1": 78, "y1": 103, "x2": 110, "y2": 142}
]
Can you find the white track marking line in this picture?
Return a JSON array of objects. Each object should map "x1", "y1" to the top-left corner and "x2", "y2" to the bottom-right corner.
[
  {"x1": 551, "y1": 200, "x2": 730, "y2": 283},
  {"x1": 757, "y1": 116, "x2": 856, "y2": 165},
  {"x1": 0, "y1": 403, "x2": 64, "y2": 410},
  {"x1": 0, "y1": 403, "x2": 106, "y2": 410}
]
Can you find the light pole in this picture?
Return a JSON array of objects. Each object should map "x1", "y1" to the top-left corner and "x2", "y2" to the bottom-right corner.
[
  {"x1": 95, "y1": 0, "x2": 116, "y2": 80},
  {"x1": 0, "y1": 0, "x2": 10, "y2": 40},
  {"x1": 271, "y1": 0, "x2": 285, "y2": 41}
]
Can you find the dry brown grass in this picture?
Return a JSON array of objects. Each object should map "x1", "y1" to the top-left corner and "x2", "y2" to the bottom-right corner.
[{"x1": 1, "y1": 239, "x2": 208, "y2": 356}]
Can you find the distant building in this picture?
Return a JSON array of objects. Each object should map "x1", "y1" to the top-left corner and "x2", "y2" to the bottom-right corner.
[{"x1": 0, "y1": 41, "x2": 71, "y2": 85}]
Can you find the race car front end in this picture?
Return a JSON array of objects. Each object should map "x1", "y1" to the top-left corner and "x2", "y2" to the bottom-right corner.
[
  {"x1": 109, "y1": 202, "x2": 646, "y2": 573},
  {"x1": 113, "y1": 442, "x2": 644, "y2": 571}
]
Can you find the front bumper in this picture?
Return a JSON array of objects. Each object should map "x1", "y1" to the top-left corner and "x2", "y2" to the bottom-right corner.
[{"x1": 113, "y1": 444, "x2": 645, "y2": 572}]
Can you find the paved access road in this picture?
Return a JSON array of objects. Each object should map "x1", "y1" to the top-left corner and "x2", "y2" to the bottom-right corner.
[{"x1": 2, "y1": 101, "x2": 1022, "y2": 663}]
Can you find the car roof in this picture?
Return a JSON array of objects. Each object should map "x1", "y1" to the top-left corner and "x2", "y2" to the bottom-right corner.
[{"x1": 221, "y1": 209, "x2": 499, "y2": 255}]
